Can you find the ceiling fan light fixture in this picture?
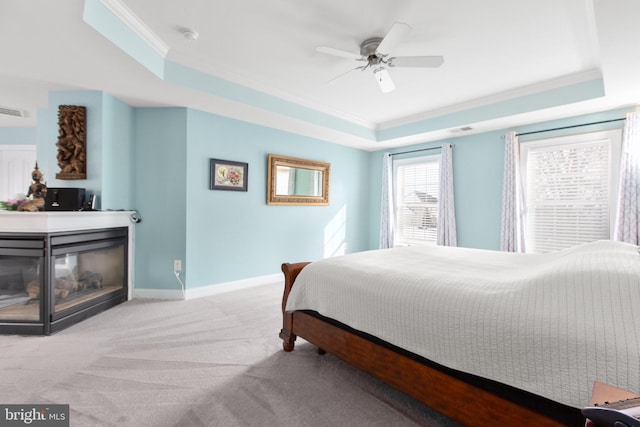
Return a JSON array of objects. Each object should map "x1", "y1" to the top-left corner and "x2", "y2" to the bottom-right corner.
[{"x1": 373, "y1": 67, "x2": 395, "y2": 93}]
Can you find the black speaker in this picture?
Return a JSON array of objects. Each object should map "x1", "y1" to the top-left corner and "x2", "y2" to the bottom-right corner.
[{"x1": 45, "y1": 188, "x2": 86, "y2": 211}]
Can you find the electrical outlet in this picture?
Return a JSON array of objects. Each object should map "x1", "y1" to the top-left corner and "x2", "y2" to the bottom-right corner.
[{"x1": 173, "y1": 259, "x2": 182, "y2": 272}]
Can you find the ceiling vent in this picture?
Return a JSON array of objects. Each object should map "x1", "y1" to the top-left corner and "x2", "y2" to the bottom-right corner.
[
  {"x1": 0, "y1": 106, "x2": 25, "y2": 118},
  {"x1": 449, "y1": 126, "x2": 473, "y2": 134}
]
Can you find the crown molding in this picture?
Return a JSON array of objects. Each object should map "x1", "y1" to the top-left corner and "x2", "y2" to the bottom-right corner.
[
  {"x1": 377, "y1": 69, "x2": 603, "y2": 131},
  {"x1": 99, "y1": 0, "x2": 169, "y2": 57}
]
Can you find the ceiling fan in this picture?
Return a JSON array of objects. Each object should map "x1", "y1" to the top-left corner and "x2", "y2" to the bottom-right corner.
[{"x1": 316, "y1": 22, "x2": 444, "y2": 93}]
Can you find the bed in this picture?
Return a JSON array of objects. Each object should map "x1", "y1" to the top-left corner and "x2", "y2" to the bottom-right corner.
[{"x1": 279, "y1": 240, "x2": 640, "y2": 426}]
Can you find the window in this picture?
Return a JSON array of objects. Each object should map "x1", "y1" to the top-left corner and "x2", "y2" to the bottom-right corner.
[
  {"x1": 520, "y1": 130, "x2": 622, "y2": 253},
  {"x1": 394, "y1": 155, "x2": 440, "y2": 245}
]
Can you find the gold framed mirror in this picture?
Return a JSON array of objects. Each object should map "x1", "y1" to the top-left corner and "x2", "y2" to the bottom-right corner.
[{"x1": 267, "y1": 154, "x2": 330, "y2": 206}]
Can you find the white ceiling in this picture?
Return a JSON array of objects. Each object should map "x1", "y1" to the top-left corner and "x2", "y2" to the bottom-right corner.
[{"x1": 1, "y1": 0, "x2": 639, "y2": 150}]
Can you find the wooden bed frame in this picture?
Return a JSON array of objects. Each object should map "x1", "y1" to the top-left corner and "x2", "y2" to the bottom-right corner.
[{"x1": 279, "y1": 262, "x2": 585, "y2": 427}]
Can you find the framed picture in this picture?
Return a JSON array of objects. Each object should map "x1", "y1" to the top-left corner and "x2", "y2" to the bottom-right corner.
[{"x1": 210, "y1": 158, "x2": 248, "y2": 191}]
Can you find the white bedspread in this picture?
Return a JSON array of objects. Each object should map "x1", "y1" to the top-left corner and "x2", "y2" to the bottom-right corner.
[{"x1": 285, "y1": 240, "x2": 640, "y2": 408}]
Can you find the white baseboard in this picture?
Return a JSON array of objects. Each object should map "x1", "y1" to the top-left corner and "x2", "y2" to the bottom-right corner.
[
  {"x1": 133, "y1": 288, "x2": 184, "y2": 300},
  {"x1": 132, "y1": 273, "x2": 283, "y2": 300}
]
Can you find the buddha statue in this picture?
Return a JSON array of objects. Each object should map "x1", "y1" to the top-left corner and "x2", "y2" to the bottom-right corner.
[{"x1": 18, "y1": 163, "x2": 47, "y2": 212}]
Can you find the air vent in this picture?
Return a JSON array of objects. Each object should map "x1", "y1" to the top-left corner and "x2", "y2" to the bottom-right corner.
[
  {"x1": 449, "y1": 126, "x2": 473, "y2": 134},
  {"x1": 0, "y1": 106, "x2": 24, "y2": 118}
]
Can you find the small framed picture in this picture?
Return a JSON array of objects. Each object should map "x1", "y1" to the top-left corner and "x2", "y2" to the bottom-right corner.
[{"x1": 210, "y1": 158, "x2": 248, "y2": 191}]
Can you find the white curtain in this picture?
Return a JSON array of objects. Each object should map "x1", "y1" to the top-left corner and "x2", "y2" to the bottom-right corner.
[
  {"x1": 437, "y1": 144, "x2": 457, "y2": 246},
  {"x1": 615, "y1": 112, "x2": 640, "y2": 244},
  {"x1": 500, "y1": 131, "x2": 526, "y2": 252},
  {"x1": 379, "y1": 153, "x2": 395, "y2": 249}
]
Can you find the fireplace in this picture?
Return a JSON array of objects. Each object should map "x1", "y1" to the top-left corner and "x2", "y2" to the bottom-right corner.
[{"x1": 0, "y1": 227, "x2": 128, "y2": 335}]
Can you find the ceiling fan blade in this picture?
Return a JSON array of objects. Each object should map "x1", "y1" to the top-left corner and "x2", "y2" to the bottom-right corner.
[
  {"x1": 325, "y1": 65, "x2": 366, "y2": 85},
  {"x1": 388, "y1": 55, "x2": 444, "y2": 68},
  {"x1": 316, "y1": 46, "x2": 363, "y2": 61},
  {"x1": 376, "y1": 22, "x2": 411, "y2": 57}
]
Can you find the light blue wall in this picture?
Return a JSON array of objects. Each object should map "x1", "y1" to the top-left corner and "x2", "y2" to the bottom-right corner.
[
  {"x1": 0, "y1": 127, "x2": 36, "y2": 145},
  {"x1": 369, "y1": 107, "x2": 634, "y2": 250},
  {"x1": 101, "y1": 94, "x2": 135, "y2": 210},
  {"x1": 183, "y1": 109, "x2": 370, "y2": 288},
  {"x1": 450, "y1": 131, "x2": 505, "y2": 249},
  {"x1": 134, "y1": 107, "x2": 371, "y2": 291},
  {"x1": 133, "y1": 108, "x2": 188, "y2": 291}
]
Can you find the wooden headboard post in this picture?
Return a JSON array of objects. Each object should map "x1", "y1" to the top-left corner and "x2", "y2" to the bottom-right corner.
[{"x1": 279, "y1": 262, "x2": 310, "y2": 351}]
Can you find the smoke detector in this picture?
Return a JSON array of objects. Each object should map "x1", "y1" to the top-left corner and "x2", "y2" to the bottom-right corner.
[{"x1": 181, "y1": 28, "x2": 199, "y2": 41}]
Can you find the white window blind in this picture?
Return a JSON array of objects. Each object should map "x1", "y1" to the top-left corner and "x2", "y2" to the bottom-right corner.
[
  {"x1": 394, "y1": 156, "x2": 440, "y2": 245},
  {"x1": 521, "y1": 130, "x2": 621, "y2": 253}
]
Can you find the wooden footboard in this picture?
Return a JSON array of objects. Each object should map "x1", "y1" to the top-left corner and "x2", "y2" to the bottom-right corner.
[{"x1": 279, "y1": 262, "x2": 584, "y2": 427}]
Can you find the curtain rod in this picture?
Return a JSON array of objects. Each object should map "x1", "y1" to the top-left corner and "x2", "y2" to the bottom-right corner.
[
  {"x1": 390, "y1": 144, "x2": 451, "y2": 156},
  {"x1": 516, "y1": 118, "x2": 625, "y2": 137}
]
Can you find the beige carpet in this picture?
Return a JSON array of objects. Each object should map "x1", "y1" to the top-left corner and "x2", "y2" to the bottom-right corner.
[{"x1": 0, "y1": 282, "x2": 459, "y2": 426}]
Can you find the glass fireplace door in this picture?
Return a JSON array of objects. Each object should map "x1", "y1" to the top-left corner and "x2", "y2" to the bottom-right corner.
[
  {"x1": 52, "y1": 242, "x2": 125, "y2": 316},
  {"x1": 49, "y1": 229, "x2": 127, "y2": 327},
  {"x1": 0, "y1": 255, "x2": 44, "y2": 322},
  {"x1": 0, "y1": 235, "x2": 46, "y2": 333}
]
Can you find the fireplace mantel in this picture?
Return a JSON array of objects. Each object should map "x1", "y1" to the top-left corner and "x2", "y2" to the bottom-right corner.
[{"x1": 0, "y1": 211, "x2": 136, "y2": 233}]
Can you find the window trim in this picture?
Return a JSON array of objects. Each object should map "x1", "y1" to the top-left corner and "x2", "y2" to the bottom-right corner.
[
  {"x1": 393, "y1": 154, "x2": 441, "y2": 246},
  {"x1": 519, "y1": 129, "x2": 622, "y2": 252}
]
